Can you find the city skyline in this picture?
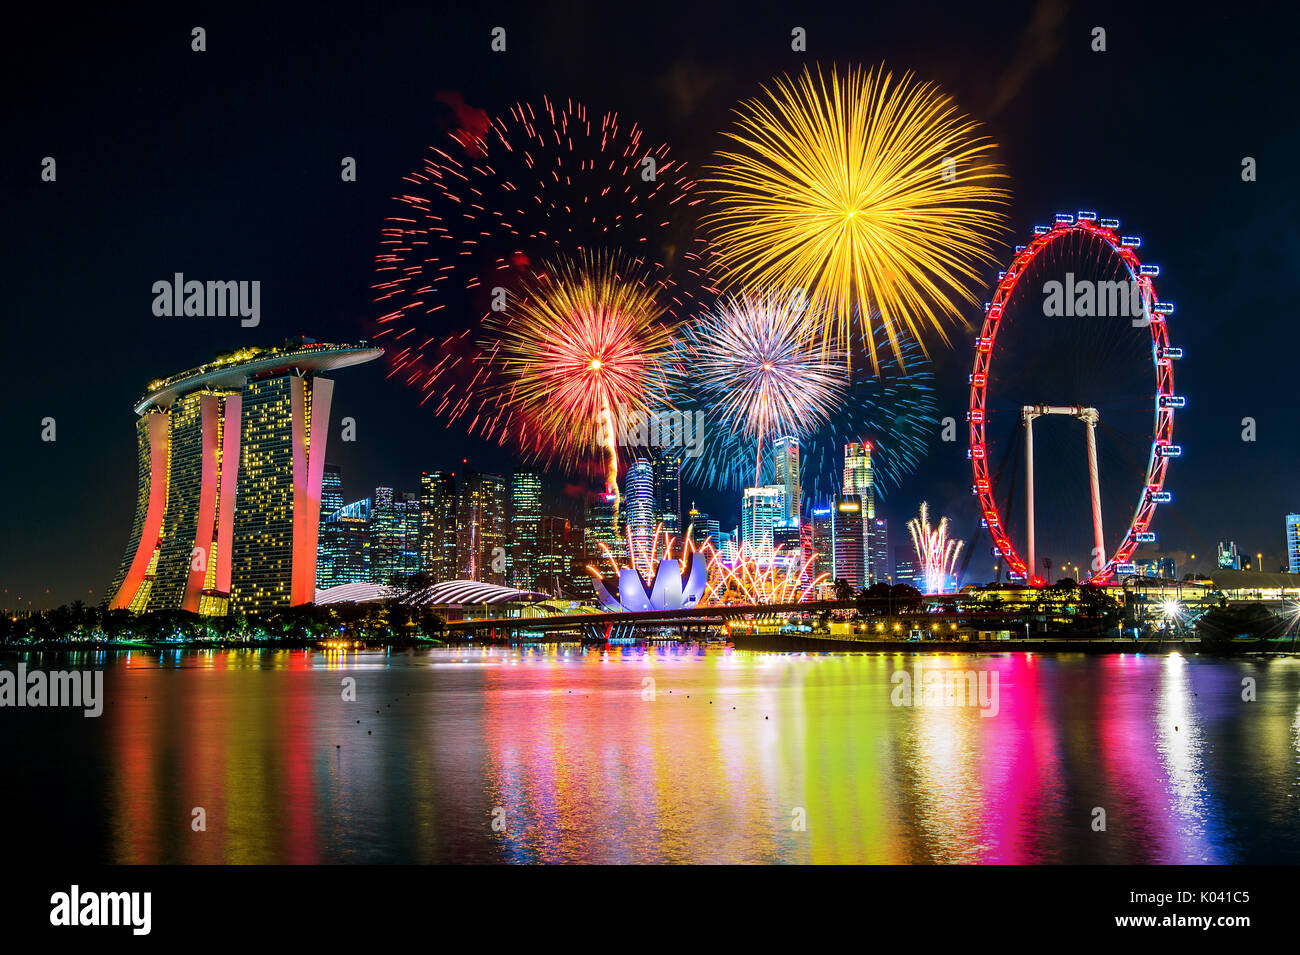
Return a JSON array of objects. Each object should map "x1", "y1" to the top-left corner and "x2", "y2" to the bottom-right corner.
[
  {"x1": 5, "y1": 4, "x2": 1298, "y2": 609},
  {"x1": 5, "y1": 0, "x2": 1300, "y2": 887}
]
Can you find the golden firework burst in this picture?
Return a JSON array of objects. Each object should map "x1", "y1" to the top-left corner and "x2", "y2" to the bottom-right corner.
[{"x1": 703, "y1": 63, "x2": 1010, "y2": 368}]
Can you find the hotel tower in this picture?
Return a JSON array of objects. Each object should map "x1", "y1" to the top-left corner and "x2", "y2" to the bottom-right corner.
[{"x1": 105, "y1": 341, "x2": 382, "y2": 615}]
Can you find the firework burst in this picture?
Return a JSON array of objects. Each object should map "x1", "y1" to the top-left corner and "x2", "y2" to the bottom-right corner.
[
  {"x1": 908, "y1": 502, "x2": 964, "y2": 595},
  {"x1": 703, "y1": 63, "x2": 1010, "y2": 368},
  {"x1": 486, "y1": 252, "x2": 674, "y2": 497},
  {"x1": 374, "y1": 96, "x2": 712, "y2": 438},
  {"x1": 677, "y1": 322, "x2": 937, "y2": 502},
  {"x1": 670, "y1": 288, "x2": 846, "y2": 487}
]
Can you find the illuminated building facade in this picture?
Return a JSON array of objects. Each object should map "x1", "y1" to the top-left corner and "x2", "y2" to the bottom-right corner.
[
  {"x1": 537, "y1": 514, "x2": 580, "y2": 597},
  {"x1": 625, "y1": 460, "x2": 655, "y2": 559},
  {"x1": 742, "y1": 486, "x2": 783, "y2": 563},
  {"x1": 652, "y1": 449, "x2": 682, "y2": 536},
  {"x1": 811, "y1": 507, "x2": 834, "y2": 586},
  {"x1": 321, "y1": 464, "x2": 344, "y2": 515},
  {"x1": 772, "y1": 435, "x2": 801, "y2": 524},
  {"x1": 456, "y1": 470, "x2": 507, "y2": 585},
  {"x1": 510, "y1": 469, "x2": 543, "y2": 590},
  {"x1": 419, "y1": 471, "x2": 457, "y2": 583},
  {"x1": 843, "y1": 441, "x2": 874, "y2": 514},
  {"x1": 773, "y1": 520, "x2": 802, "y2": 576},
  {"x1": 317, "y1": 498, "x2": 371, "y2": 589},
  {"x1": 894, "y1": 545, "x2": 916, "y2": 588},
  {"x1": 1218, "y1": 541, "x2": 1242, "y2": 570},
  {"x1": 832, "y1": 494, "x2": 865, "y2": 589},
  {"x1": 1287, "y1": 513, "x2": 1300, "y2": 575},
  {"x1": 1136, "y1": 556, "x2": 1177, "y2": 579},
  {"x1": 585, "y1": 490, "x2": 625, "y2": 564},
  {"x1": 106, "y1": 341, "x2": 381, "y2": 614},
  {"x1": 870, "y1": 517, "x2": 890, "y2": 585},
  {"x1": 843, "y1": 441, "x2": 876, "y2": 583},
  {"x1": 371, "y1": 488, "x2": 421, "y2": 585}
]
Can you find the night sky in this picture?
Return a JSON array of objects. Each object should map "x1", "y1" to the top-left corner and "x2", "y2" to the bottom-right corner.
[{"x1": 4, "y1": 0, "x2": 1296, "y2": 608}]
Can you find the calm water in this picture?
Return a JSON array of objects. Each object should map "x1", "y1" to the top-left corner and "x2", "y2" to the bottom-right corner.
[{"x1": 4, "y1": 647, "x2": 1300, "y2": 864}]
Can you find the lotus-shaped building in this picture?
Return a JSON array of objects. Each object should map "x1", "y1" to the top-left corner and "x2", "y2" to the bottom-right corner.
[{"x1": 590, "y1": 551, "x2": 710, "y2": 613}]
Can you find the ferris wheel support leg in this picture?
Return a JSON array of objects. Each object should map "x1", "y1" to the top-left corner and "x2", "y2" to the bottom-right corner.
[
  {"x1": 1085, "y1": 417, "x2": 1105, "y2": 578},
  {"x1": 1025, "y1": 413, "x2": 1036, "y2": 584}
]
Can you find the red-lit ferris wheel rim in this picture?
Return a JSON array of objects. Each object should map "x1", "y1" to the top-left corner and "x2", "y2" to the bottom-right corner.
[{"x1": 968, "y1": 213, "x2": 1179, "y2": 587}]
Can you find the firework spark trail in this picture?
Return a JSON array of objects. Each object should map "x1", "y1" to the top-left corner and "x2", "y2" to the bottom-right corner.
[
  {"x1": 670, "y1": 288, "x2": 846, "y2": 488},
  {"x1": 588, "y1": 529, "x2": 826, "y2": 607},
  {"x1": 589, "y1": 525, "x2": 725, "y2": 599},
  {"x1": 717, "y1": 543, "x2": 828, "y2": 604},
  {"x1": 374, "y1": 96, "x2": 713, "y2": 448},
  {"x1": 703, "y1": 63, "x2": 1010, "y2": 369},
  {"x1": 908, "y1": 501, "x2": 964, "y2": 594},
  {"x1": 485, "y1": 252, "x2": 674, "y2": 508}
]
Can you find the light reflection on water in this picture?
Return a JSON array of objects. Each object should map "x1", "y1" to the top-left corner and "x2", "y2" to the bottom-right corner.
[{"x1": 4, "y1": 647, "x2": 1299, "y2": 863}]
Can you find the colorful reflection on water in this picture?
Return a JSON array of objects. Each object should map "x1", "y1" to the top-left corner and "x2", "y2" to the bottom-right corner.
[{"x1": 4, "y1": 647, "x2": 1299, "y2": 863}]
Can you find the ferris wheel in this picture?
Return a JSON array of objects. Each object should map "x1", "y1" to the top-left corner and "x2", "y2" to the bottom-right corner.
[{"x1": 968, "y1": 212, "x2": 1182, "y2": 586}]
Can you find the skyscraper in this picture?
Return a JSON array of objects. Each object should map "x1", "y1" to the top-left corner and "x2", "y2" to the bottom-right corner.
[
  {"x1": 317, "y1": 498, "x2": 372, "y2": 588},
  {"x1": 651, "y1": 449, "x2": 682, "y2": 536},
  {"x1": 843, "y1": 441, "x2": 875, "y2": 582},
  {"x1": 585, "y1": 489, "x2": 626, "y2": 564},
  {"x1": 510, "y1": 469, "x2": 543, "y2": 590},
  {"x1": 842, "y1": 441, "x2": 875, "y2": 515},
  {"x1": 419, "y1": 471, "x2": 457, "y2": 582},
  {"x1": 772, "y1": 435, "x2": 801, "y2": 524},
  {"x1": 107, "y1": 341, "x2": 382, "y2": 615},
  {"x1": 314, "y1": 464, "x2": 348, "y2": 591},
  {"x1": 893, "y1": 545, "x2": 916, "y2": 588},
  {"x1": 537, "y1": 514, "x2": 578, "y2": 597},
  {"x1": 773, "y1": 520, "x2": 802, "y2": 574},
  {"x1": 625, "y1": 459, "x2": 655, "y2": 560},
  {"x1": 456, "y1": 471, "x2": 508, "y2": 584},
  {"x1": 832, "y1": 495, "x2": 865, "y2": 589},
  {"x1": 1287, "y1": 514, "x2": 1300, "y2": 574},
  {"x1": 321, "y1": 464, "x2": 344, "y2": 516},
  {"x1": 870, "y1": 517, "x2": 890, "y2": 585},
  {"x1": 371, "y1": 488, "x2": 420, "y2": 585},
  {"x1": 810, "y1": 506, "x2": 834, "y2": 586},
  {"x1": 741, "y1": 486, "x2": 783, "y2": 562}
]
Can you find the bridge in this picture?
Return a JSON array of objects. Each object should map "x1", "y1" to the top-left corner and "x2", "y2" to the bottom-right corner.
[{"x1": 444, "y1": 597, "x2": 1042, "y2": 642}]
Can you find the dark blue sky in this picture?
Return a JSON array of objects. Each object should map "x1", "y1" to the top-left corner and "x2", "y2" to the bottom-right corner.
[{"x1": 4, "y1": 0, "x2": 1297, "y2": 607}]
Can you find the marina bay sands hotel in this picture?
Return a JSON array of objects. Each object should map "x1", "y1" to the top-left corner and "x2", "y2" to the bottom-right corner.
[{"x1": 105, "y1": 340, "x2": 382, "y2": 615}]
